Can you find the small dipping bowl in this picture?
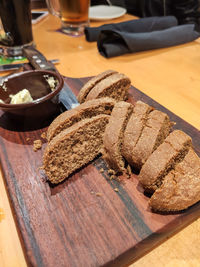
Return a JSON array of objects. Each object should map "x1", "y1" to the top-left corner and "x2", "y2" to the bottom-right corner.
[{"x1": 0, "y1": 70, "x2": 64, "y2": 121}]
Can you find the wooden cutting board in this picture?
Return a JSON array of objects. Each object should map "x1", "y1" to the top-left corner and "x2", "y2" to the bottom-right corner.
[{"x1": 0, "y1": 76, "x2": 200, "y2": 267}]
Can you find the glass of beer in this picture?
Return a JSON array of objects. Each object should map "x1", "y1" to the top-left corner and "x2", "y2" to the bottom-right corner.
[
  {"x1": 0, "y1": 0, "x2": 33, "y2": 57},
  {"x1": 46, "y1": 0, "x2": 90, "y2": 36}
]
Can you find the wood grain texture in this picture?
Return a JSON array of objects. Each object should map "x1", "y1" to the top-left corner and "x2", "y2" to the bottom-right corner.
[{"x1": 0, "y1": 76, "x2": 200, "y2": 267}]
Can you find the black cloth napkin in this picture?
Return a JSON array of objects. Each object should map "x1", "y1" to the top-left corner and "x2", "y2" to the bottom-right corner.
[
  {"x1": 85, "y1": 16, "x2": 178, "y2": 42},
  {"x1": 85, "y1": 16, "x2": 200, "y2": 58},
  {"x1": 97, "y1": 23, "x2": 200, "y2": 58}
]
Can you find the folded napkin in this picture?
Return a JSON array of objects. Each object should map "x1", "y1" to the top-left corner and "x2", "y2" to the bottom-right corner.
[
  {"x1": 85, "y1": 16, "x2": 178, "y2": 42},
  {"x1": 85, "y1": 16, "x2": 200, "y2": 58},
  {"x1": 98, "y1": 24, "x2": 200, "y2": 58}
]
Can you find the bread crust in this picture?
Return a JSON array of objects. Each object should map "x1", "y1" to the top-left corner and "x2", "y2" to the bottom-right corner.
[{"x1": 77, "y1": 70, "x2": 117, "y2": 103}]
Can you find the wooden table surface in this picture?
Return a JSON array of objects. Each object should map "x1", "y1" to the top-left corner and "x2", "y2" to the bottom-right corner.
[{"x1": 1, "y1": 12, "x2": 200, "y2": 267}]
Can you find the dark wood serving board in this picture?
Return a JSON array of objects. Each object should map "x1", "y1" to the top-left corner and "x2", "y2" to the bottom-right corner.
[{"x1": 0, "y1": 76, "x2": 200, "y2": 267}]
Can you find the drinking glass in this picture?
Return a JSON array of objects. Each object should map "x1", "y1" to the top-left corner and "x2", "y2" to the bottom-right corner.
[
  {"x1": 0, "y1": 0, "x2": 34, "y2": 57},
  {"x1": 46, "y1": 0, "x2": 90, "y2": 36}
]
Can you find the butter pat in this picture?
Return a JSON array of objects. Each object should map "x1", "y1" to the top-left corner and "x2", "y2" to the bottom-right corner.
[
  {"x1": 44, "y1": 75, "x2": 58, "y2": 91},
  {"x1": 10, "y1": 89, "x2": 33, "y2": 104}
]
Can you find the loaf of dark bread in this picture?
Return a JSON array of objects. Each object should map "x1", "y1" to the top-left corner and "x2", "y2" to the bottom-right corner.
[{"x1": 42, "y1": 68, "x2": 200, "y2": 212}]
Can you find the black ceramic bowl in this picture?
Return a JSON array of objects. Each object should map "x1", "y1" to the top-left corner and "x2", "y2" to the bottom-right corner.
[{"x1": 0, "y1": 70, "x2": 64, "y2": 120}]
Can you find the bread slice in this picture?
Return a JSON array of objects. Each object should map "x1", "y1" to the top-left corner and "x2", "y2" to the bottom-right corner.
[
  {"x1": 138, "y1": 130, "x2": 192, "y2": 192},
  {"x1": 103, "y1": 101, "x2": 133, "y2": 174},
  {"x1": 149, "y1": 148, "x2": 200, "y2": 211},
  {"x1": 131, "y1": 110, "x2": 172, "y2": 170},
  {"x1": 43, "y1": 115, "x2": 110, "y2": 184},
  {"x1": 85, "y1": 73, "x2": 131, "y2": 102},
  {"x1": 47, "y1": 97, "x2": 116, "y2": 142},
  {"x1": 122, "y1": 101, "x2": 153, "y2": 166},
  {"x1": 77, "y1": 70, "x2": 117, "y2": 103}
]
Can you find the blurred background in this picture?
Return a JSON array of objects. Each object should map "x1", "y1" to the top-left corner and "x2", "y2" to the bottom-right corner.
[{"x1": 31, "y1": 0, "x2": 47, "y2": 9}]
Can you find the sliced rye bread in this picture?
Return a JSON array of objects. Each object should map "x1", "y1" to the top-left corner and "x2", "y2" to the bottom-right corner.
[
  {"x1": 103, "y1": 101, "x2": 134, "y2": 174},
  {"x1": 43, "y1": 115, "x2": 110, "y2": 184},
  {"x1": 138, "y1": 130, "x2": 192, "y2": 192},
  {"x1": 47, "y1": 97, "x2": 116, "y2": 142},
  {"x1": 149, "y1": 148, "x2": 200, "y2": 211},
  {"x1": 77, "y1": 70, "x2": 117, "y2": 103},
  {"x1": 85, "y1": 73, "x2": 131, "y2": 102},
  {"x1": 122, "y1": 101, "x2": 154, "y2": 166},
  {"x1": 131, "y1": 110, "x2": 172, "y2": 170}
]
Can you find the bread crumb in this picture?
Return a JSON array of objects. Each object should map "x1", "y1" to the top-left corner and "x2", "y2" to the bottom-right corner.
[
  {"x1": 114, "y1": 188, "x2": 119, "y2": 192},
  {"x1": 99, "y1": 168, "x2": 104, "y2": 173},
  {"x1": 26, "y1": 137, "x2": 30, "y2": 141},
  {"x1": 110, "y1": 175, "x2": 115, "y2": 180},
  {"x1": 115, "y1": 176, "x2": 121, "y2": 182},
  {"x1": 91, "y1": 191, "x2": 95, "y2": 194},
  {"x1": 108, "y1": 169, "x2": 115, "y2": 175},
  {"x1": 96, "y1": 192, "x2": 102, "y2": 197},
  {"x1": 33, "y1": 139, "x2": 42, "y2": 151},
  {"x1": 126, "y1": 165, "x2": 132, "y2": 178},
  {"x1": 41, "y1": 132, "x2": 47, "y2": 140}
]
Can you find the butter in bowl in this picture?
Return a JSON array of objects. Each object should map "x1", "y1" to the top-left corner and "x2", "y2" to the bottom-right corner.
[{"x1": 0, "y1": 70, "x2": 64, "y2": 122}]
